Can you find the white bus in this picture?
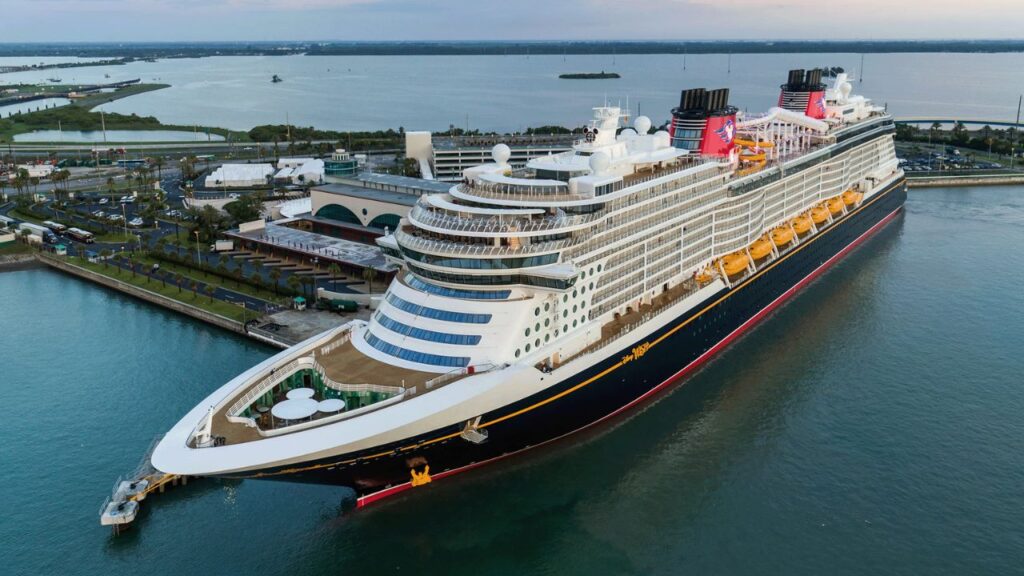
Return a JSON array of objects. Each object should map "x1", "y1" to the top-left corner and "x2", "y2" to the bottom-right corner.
[
  {"x1": 67, "y1": 227, "x2": 95, "y2": 243},
  {"x1": 42, "y1": 220, "x2": 67, "y2": 234}
]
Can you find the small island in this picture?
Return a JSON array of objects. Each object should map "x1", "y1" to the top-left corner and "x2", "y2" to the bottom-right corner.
[{"x1": 559, "y1": 71, "x2": 620, "y2": 80}]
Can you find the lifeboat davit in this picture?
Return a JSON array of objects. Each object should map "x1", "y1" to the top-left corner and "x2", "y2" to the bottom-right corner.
[
  {"x1": 811, "y1": 205, "x2": 830, "y2": 225},
  {"x1": 827, "y1": 196, "x2": 845, "y2": 216},
  {"x1": 720, "y1": 252, "x2": 750, "y2": 276},
  {"x1": 790, "y1": 215, "x2": 812, "y2": 235},
  {"x1": 771, "y1": 226, "x2": 794, "y2": 247},
  {"x1": 749, "y1": 236, "x2": 773, "y2": 260},
  {"x1": 695, "y1": 268, "x2": 714, "y2": 284},
  {"x1": 843, "y1": 190, "x2": 863, "y2": 206}
]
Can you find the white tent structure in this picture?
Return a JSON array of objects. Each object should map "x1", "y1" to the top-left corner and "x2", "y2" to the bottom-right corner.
[{"x1": 204, "y1": 164, "x2": 274, "y2": 188}]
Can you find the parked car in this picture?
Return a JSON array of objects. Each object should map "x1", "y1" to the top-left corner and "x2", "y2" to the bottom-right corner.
[
  {"x1": 98, "y1": 198, "x2": 109, "y2": 205},
  {"x1": 128, "y1": 217, "x2": 144, "y2": 227}
]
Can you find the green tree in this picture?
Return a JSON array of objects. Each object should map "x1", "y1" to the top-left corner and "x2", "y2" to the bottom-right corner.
[
  {"x1": 174, "y1": 272, "x2": 184, "y2": 293},
  {"x1": 99, "y1": 249, "x2": 111, "y2": 269},
  {"x1": 286, "y1": 274, "x2": 301, "y2": 297},
  {"x1": 224, "y1": 193, "x2": 264, "y2": 225},
  {"x1": 268, "y1": 267, "x2": 281, "y2": 296},
  {"x1": 327, "y1": 263, "x2": 341, "y2": 288},
  {"x1": 249, "y1": 270, "x2": 263, "y2": 294},
  {"x1": 300, "y1": 275, "x2": 314, "y2": 299},
  {"x1": 361, "y1": 267, "x2": 378, "y2": 293},
  {"x1": 204, "y1": 284, "x2": 216, "y2": 302}
]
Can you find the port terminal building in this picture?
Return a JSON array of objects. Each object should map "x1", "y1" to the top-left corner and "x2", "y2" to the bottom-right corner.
[
  {"x1": 405, "y1": 131, "x2": 575, "y2": 182},
  {"x1": 227, "y1": 173, "x2": 451, "y2": 281}
]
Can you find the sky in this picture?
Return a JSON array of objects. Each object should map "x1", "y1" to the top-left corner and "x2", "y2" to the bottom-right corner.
[{"x1": 1, "y1": 0, "x2": 1023, "y2": 43}]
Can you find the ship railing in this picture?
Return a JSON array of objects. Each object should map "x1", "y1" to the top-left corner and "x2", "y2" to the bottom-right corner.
[
  {"x1": 410, "y1": 204, "x2": 598, "y2": 235},
  {"x1": 318, "y1": 331, "x2": 352, "y2": 357},
  {"x1": 395, "y1": 229, "x2": 575, "y2": 257},
  {"x1": 308, "y1": 358, "x2": 407, "y2": 396},
  {"x1": 425, "y1": 363, "x2": 500, "y2": 389},
  {"x1": 457, "y1": 183, "x2": 581, "y2": 203},
  {"x1": 225, "y1": 357, "x2": 308, "y2": 418}
]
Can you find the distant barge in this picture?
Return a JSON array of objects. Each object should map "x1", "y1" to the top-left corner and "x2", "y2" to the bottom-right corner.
[{"x1": 559, "y1": 71, "x2": 620, "y2": 79}]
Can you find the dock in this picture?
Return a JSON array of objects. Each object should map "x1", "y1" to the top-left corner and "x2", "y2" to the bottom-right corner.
[{"x1": 99, "y1": 435, "x2": 194, "y2": 534}]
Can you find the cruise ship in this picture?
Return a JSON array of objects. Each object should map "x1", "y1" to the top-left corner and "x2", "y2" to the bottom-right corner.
[{"x1": 153, "y1": 69, "x2": 906, "y2": 507}]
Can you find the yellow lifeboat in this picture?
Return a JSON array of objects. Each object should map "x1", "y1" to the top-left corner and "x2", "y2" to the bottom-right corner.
[
  {"x1": 695, "y1": 267, "x2": 714, "y2": 284},
  {"x1": 771, "y1": 226, "x2": 794, "y2": 247},
  {"x1": 827, "y1": 196, "x2": 845, "y2": 216},
  {"x1": 843, "y1": 190, "x2": 863, "y2": 206},
  {"x1": 790, "y1": 215, "x2": 812, "y2": 235},
  {"x1": 811, "y1": 205, "x2": 830, "y2": 225},
  {"x1": 720, "y1": 252, "x2": 750, "y2": 276},
  {"x1": 749, "y1": 236, "x2": 773, "y2": 260}
]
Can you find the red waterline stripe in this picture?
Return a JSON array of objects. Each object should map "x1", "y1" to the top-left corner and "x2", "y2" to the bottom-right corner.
[{"x1": 358, "y1": 204, "x2": 903, "y2": 508}]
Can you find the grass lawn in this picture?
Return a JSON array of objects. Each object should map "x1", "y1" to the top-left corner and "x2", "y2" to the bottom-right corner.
[
  {"x1": 8, "y1": 208, "x2": 46, "y2": 224},
  {"x1": 73, "y1": 257, "x2": 249, "y2": 322},
  {"x1": 0, "y1": 242, "x2": 32, "y2": 255},
  {"x1": 132, "y1": 252, "x2": 289, "y2": 304}
]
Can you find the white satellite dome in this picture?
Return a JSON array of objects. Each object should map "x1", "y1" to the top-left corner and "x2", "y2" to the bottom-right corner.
[
  {"x1": 634, "y1": 115, "x2": 652, "y2": 135},
  {"x1": 618, "y1": 128, "x2": 638, "y2": 141},
  {"x1": 653, "y1": 130, "x2": 671, "y2": 148},
  {"x1": 589, "y1": 151, "x2": 610, "y2": 175},
  {"x1": 491, "y1": 143, "x2": 511, "y2": 165},
  {"x1": 839, "y1": 82, "x2": 852, "y2": 102}
]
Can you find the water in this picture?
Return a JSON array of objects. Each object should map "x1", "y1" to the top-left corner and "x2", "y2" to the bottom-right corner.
[
  {"x1": 12, "y1": 129, "x2": 226, "y2": 143},
  {"x1": 2, "y1": 186, "x2": 1023, "y2": 574},
  {"x1": 0, "y1": 97, "x2": 71, "y2": 117},
  {"x1": 1, "y1": 53, "x2": 1024, "y2": 132}
]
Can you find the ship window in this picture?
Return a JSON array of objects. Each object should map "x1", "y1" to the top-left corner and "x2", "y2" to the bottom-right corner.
[
  {"x1": 573, "y1": 320, "x2": 578, "y2": 328},
  {"x1": 572, "y1": 305, "x2": 578, "y2": 313},
  {"x1": 375, "y1": 312, "x2": 481, "y2": 346},
  {"x1": 385, "y1": 293, "x2": 491, "y2": 324},
  {"x1": 535, "y1": 323, "x2": 540, "y2": 332},
  {"x1": 515, "y1": 348, "x2": 521, "y2": 358},
  {"x1": 544, "y1": 303, "x2": 550, "y2": 312},
  {"x1": 525, "y1": 327, "x2": 531, "y2": 337},
  {"x1": 544, "y1": 319, "x2": 550, "y2": 327},
  {"x1": 535, "y1": 339, "x2": 540, "y2": 348},
  {"x1": 364, "y1": 332, "x2": 470, "y2": 368},
  {"x1": 563, "y1": 310, "x2": 568, "y2": 318},
  {"x1": 545, "y1": 334, "x2": 550, "y2": 343},
  {"x1": 534, "y1": 307, "x2": 540, "y2": 316},
  {"x1": 404, "y1": 274, "x2": 511, "y2": 300},
  {"x1": 525, "y1": 344, "x2": 531, "y2": 353}
]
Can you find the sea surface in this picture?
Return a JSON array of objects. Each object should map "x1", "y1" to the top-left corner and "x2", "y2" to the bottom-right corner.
[
  {"x1": 12, "y1": 129, "x2": 226, "y2": 143},
  {"x1": 1, "y1": 185, "x2": 1023, "y2": 575},
  {"x1": 1, "y1": 53, "x2": 1023, "y2": 132}
]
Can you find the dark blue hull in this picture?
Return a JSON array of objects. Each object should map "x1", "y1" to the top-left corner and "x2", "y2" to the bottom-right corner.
[{"x1": 233, "y1": 176, "x2": 908, "y2": 505}]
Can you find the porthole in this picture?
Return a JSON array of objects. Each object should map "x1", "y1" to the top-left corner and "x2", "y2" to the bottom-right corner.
[
  {"x1": 589, "y1": 282, "x2": 594, "y2": 290},
  {"x1": 515, "y1": 348, "x2": 521, "y2": 358},
  {"x1": 535, "y1": 323, "x2": 540, "y2": 332},
  {"x1": 581, "y1": 301, "x2": 586, "y2": 308},
  {"x1": 545, "y1": 334, "x2": 550, "y2": 343},
  {"x1": 544, "y1": 318, "x2": 550, "y2": 327},
  {"x1": 555, "y1": 329, "x2": 560, "y2": 336},
  {"x1": 589, "y1": 267, "x2": 594, "y2": 275},
  {"x1": 573, "y1": 304, "x2": 578, "y2": 313},
  {"x1": 563, "y1": 310, "x2": 568, "y2": 318},
  {"x1": 597, "y1": 264, "x2": 603, "y2": 272},
  {"x1": 564, "y1": 324, "x2": 568, "y2": 332},
  {"x1": 573, "y1": 320, "x2": 578, "y2": 328},
  {"x1": 525, "y1": 327, "x2": 531, "y2": 337},
  {"x1": 525, "y1": 344, "x2": 531, "y2": 352},
  {"x1": 573, "y1": 289, "x2": 578, "y2": 298},
  {"x1": 581, "y1": 316, "x2": 586, "y2": 324},
  {"x1": 563, "y1": 295, "x2": 568, "y2": 303},
  {"x1": 534, "y1": 307, "x2": 540, "y2": 316},
  {"x1": 535, "y1": 338, "x2": 540, "y2": 348},
  {"x1": 581, "y1": 287, "x2": 586, "y2": 295},
  {"x1": 544, "y1": 302, "x2": 550, "y2": 312}
]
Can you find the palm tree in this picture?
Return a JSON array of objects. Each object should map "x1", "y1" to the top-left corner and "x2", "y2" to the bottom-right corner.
[
  {"x1": 361, "y1": 267, "x2": 378, "y2": 293},
  {"x1": 190, "y1": 280, "x2": 199, "y2": 299},
  {"x1": 99, "y1": 249, "x2": 111, "y2": 269},
  {"x1": 286, "y1": 274, "x2": 301, "y2": 297},
  {"x1": 250, "y1": 270, "x2": 262, "y2": 294},
  {"x1": 268, "y1": 267, "x2": 281, "y2": 296},
  {"x1": 153, "y1": 157, "x2": 164, "y2": 179},
  {"x1": 204, "y1": 284, "x2": 216, "y2": 303},
  {"x1": 300, "y1": 275, "x2": 314, "y2": 300},
  {"x1": 232, "y1": 265, "x2": 244, "y2": 288},
  {"x1": 327, "y1": 263, "x2": 341, "y2": 288},
  {"x1": 174, "y1": 273, "x2": 184, "y2": 293},
  {"x1": 106, "y1": 176, "x2": 116, "y2": 200}
]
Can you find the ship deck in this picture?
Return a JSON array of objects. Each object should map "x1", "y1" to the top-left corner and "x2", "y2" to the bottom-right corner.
[{"x1": 203, "y1": 329, "x2": 448, "y2": 446}]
